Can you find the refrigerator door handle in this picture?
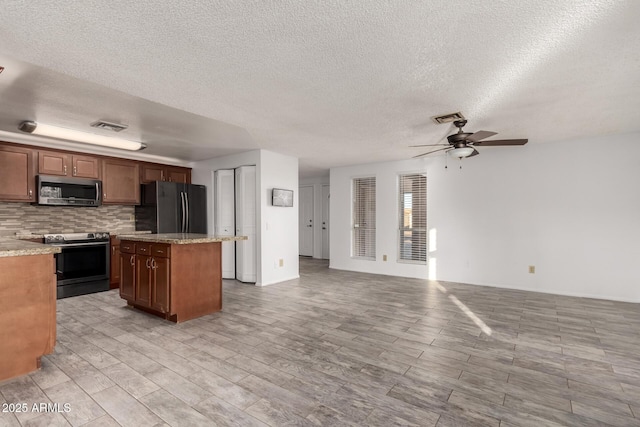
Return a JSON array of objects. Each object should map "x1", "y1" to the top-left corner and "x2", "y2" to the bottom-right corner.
[
  {"x1": 180, "y1": 192, "x2": 186, "y2": 233},
  {"x1": 185, "y1": 192, "x2": 189, "y2": 232}
]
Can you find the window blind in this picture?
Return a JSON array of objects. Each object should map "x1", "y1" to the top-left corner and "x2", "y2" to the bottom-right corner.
[
  {"x1": 398, "y1": 173, "x2": 427, "y2": 263},
  {"x1": 353, "y1": 177, "x2": 376, "y2": 259}
]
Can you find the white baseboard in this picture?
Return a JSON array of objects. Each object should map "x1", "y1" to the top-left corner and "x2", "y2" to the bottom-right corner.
[{"x1": 256, "y1": 275, "x2": 300, "y2": 287}]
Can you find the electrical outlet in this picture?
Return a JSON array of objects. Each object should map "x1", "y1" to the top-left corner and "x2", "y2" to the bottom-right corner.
[
  {"x1": 383, "y1": 254, "x2": 387, "y2": 261},
  {"x1": 279, "y1": 259, "x2": 284, "y2": 267},
  {"x1": 129, "y1": 214, "x2": 135, "y2": 221},
  {"x1": 529, "y1": 265, "x2": 535, "y2": 274}
]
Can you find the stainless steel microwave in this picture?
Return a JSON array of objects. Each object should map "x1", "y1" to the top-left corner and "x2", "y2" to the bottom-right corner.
[{"x1": 37, "y1": 175, "x2": 102, "y2": 207}]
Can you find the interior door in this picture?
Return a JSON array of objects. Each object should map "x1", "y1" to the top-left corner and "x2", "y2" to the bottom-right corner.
[
  {"x1": 321, "y1": 185, "x2": 330, "y2": 259},
  {"x1": 235, "y1": 165, "x2": 257, "y2": 283},
  {"x1": 299, "y1": 186, "x2": 314, "y2": 257},
  {"x1": 215, "y1": 169, "x2": 236, "y2": 279}
]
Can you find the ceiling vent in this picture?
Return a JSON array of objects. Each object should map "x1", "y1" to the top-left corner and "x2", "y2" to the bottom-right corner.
[
  {"x1": 90, "y1": 120, "x2": 128, "y2": 132},
  {"x1": 432, "y1": 112, "x2": 465, "y2": 124}
]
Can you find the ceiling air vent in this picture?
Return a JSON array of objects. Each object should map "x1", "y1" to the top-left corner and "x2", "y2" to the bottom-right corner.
[
  {"x1": 432, "y1": 112, "x2": 465, "y2": 124},
  {"x1": 90, "y1": 120, "x2": 128, "y2": 132}
]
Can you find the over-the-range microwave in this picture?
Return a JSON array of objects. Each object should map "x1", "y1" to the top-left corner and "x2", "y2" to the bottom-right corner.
[{"x1": 37, "y1": 175, "x2": 102, "y2": 207}]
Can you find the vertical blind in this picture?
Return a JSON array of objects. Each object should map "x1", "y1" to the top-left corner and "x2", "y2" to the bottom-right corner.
[
  {"x1": 398, "y1": 173, "x2": 427, "y2": 263},
  {"x1": 352, "y1": 176, "x2": 376, "y2": 259}
]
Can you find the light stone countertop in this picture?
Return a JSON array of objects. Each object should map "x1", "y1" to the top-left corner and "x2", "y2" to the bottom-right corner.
[
  {"x1": 117, "y1": 233, "x2": 248, "y2": 244},
  {"x1": 0, "y1": 238, "x2": 61, "y2": 257}
]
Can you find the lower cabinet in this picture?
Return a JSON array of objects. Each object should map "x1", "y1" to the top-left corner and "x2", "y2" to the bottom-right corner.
[
  {"x1": 119, "y1": 240, "x2": 222, "y2": 322},
  {"x1": 109, "y1": 236, "x2": 121, "y2": 289}
]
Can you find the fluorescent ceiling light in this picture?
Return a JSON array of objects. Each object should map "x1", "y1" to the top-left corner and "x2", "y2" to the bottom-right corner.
[
  {"x1": 18, "y1": 121, "x2": 146, "y2": 151},
  {"x1": 448, "y1": 146, "x2": 475, "y2": 159}
]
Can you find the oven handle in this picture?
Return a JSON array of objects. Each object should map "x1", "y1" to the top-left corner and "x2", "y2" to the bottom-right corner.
[{"x1": 50, "y1": 241, "x2": 109, "y2": 248}]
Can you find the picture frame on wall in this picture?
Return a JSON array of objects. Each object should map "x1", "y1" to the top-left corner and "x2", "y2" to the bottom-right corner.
[{"x1": 272, "y1": 188, "x2": 294, "y2": 207}]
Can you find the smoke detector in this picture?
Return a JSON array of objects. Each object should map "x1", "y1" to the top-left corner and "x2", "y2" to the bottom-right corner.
[
  {"x1": 432, "y1": 112, "x2": 465, "y2": 124},
  {"x1": 90, "y1": 120, "x2": 128, "y2": 132}
]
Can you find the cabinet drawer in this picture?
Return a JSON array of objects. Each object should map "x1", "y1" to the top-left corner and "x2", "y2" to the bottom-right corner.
[
  {"x1": 137, "y1": 243, "x2": 152, "y2": 255},
  {"x1": 152, "y1": 244, "x2": 170, "y2": 258},
  {"x1": 120, "y1": 242, "x2": 136, "y2": 254}
]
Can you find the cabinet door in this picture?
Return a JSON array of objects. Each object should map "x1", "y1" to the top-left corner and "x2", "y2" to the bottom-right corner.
[
  {"x1": 0, "y1": 145, "x2": 36, "y2": 202},
  {"x1": 102, "y1": 159, "x2": 140, "y2": 205},
  {"x1": 38, "y1": 150, "x2": 71, "y2": 176},
  {"x1": 141, "y1": 164, "x2": 166, "y2": 184},
  {"x1": 151, "y1": 256, "x2": 170, "y2": 313},
  {"x1": 167, "y1": 167, "x2": 190, "y2": 184},
  {"x1": 135, "y1": 255, "x2": 152, "y2": 307},
  {"x1": 72, "y1": 155, "x2": 100, "y2": 179},
  {"x1": 110, "y1": 237, "x2": 121, "y2": 289},
  {"x1": 119, "y1": 252, "x2": 135, "y2": 300}
]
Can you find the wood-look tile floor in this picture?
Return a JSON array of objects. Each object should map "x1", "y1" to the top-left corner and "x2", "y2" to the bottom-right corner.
[{"x1": 2, "y1": 258, "x2": 640, "y2": 426}]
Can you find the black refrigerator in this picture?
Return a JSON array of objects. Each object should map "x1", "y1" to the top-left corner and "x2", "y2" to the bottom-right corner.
[{"x1": 135, "y1": 181, "x2": 207, "y2": 234}]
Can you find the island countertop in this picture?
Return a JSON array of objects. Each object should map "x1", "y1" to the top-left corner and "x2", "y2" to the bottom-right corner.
[
  {"x1": 0, "y1": 238, "x2": 61, "y2": 258},
  {"x1": 116, "y1": 233, "x2": 248, "y2": 244}
]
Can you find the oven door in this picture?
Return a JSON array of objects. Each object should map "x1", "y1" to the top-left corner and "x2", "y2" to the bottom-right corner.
[{"x1": 54, "y1": 241, "x2": 110, "y2": 285}]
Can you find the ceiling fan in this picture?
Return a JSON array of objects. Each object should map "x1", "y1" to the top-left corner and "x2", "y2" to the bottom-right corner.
[{"x1": 411, "y1": 120, "x2": 528, "y2": 159}]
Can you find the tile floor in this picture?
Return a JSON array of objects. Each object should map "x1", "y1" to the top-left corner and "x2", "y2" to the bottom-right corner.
[{"x1": 2, "y1": 258, "x2": 640, "y2": 426}]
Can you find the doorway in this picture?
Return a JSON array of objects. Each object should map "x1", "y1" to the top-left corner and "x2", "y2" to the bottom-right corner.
[{"x1": 299, "y1": 185, "x2": 314, "y2": 256}]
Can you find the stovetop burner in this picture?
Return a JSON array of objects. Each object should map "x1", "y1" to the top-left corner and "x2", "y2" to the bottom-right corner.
[{"x1": 44, "y1": 232, "x2": 110, "y2": 244}]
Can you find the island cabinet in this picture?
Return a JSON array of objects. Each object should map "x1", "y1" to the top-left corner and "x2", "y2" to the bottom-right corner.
[
  {"x1": 140, "y1": 162, "x2": 191, "y2": 184},
  {"x1": 119, "y1": 239, "x2": 221, "y2": 322},
  {"x1": 38, "y1": 150, "x2": 100, "y2": 179},
  {"x1": 1, "y1": 251, "x2": 57, "y2": 381},
  {"x1": 0, "y1": 143, "x2": 36, "y2": 202},
  {"x1": 102, "y1": 159, "x2": 140, "y2": 205}
]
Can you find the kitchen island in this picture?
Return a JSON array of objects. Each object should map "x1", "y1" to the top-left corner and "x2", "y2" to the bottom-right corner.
[
  {"x1": 116, "y1": 233, "x2": 246, "y2": 322},
  {"x1": 0, "y1": 238, "x2": 60, "y2": 381}
]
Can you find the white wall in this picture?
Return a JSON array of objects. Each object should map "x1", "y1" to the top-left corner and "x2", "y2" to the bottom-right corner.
[
  {"x1": 330, "y1": 160, "x2": 430, "y2": 279},
  {"x1": 191, "y1": 149, "x2": 299, "y2": 286},
  {"x1": 330, "y1": 133, "x2": 640, "y2": 302},
  {"x1": 299, "y1": 175, "x2": 330, "y2": 259}
]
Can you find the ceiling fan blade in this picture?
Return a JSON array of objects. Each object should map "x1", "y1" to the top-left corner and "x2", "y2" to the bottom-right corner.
[
  {"x1": 412, "y1": 146, "x2": 450, "y2": 158},
  {"x1": 474, "y1": 139, "x2": 528, "y2": 146},
  {"x1": 467, "y1": 130, "x2": 497, "y2": 142},
  {"x1": 409, "y1": 143, "x2": 450, "y2": 147},
  {"x1": 468, "y1": 147, "x2": 480, "y2": 157}
]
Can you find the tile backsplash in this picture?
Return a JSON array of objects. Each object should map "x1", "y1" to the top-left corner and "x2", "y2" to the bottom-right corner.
[{"x1": 0, "y1": 202, "x2": 135, "y2": 236}]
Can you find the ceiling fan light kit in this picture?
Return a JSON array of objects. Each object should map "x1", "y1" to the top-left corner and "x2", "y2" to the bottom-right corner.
[
  {"x1": 448, "y1": 146, "x2": 475, "y2": 159},
  {"x1": 18, "y1": 120, "x2": 146, "y2": 151}
]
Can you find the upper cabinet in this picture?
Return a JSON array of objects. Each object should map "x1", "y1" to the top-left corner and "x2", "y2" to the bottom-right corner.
[
  {"x1": 140, "y1": 163, "x2": 191, "y2": 184},
  {"x1": 38, "y1": 150, "x2": 100, "y2": 179},
  {"x1": 0, "y1": 142, "x2": 190, "y2": 205},
  {"x1": 0, "y1": 144, "x2": 36, "y2": 202},
  {"x1": 102, "y1": 159, "x2": 140, "y2": 205}
]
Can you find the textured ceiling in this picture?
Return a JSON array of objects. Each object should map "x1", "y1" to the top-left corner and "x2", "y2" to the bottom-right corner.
[{"x1": 0, "y1": 1, "x2": 639, "y2": 177}]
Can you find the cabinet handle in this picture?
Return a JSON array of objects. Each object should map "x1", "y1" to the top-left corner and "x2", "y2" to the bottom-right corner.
[
  {"x1": 161, "y1": 171, "x2": 165, "y2": 181},
  {"x1": 28, "y1": 189, "x2": 33, "y2": 197},
  {"x1": 73, "y1": 166, "x2": 77, "y2": 176},
  {"x1": 104, "y1": 193, "x2": 107, "y2": 200},
  {"x1": 130, "y1": 255, "x2": 135, "y2": 266},
  {"x1": 146, "y1": 258, "x2": 151, "y2": 269},
  {"x1": 112, "y1": 246, "x2": 115, "y2": 254},
  {"x1": 63, "y1": 165, "x2": 67, "y2": 175},
  {"x1": 151, "y1": 258, "x2": 157, "y2": 269}
]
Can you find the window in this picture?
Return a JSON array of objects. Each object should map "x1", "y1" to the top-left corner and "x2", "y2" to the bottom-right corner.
[
  {"x1": 398, "y1": 173, "x2": 427, "y2": 263},
  {"x1": 352, "y1": 176, "x2": 376, "y2": 259}
]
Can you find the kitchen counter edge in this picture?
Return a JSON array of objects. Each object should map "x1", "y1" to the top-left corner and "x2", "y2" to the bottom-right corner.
[
  {"x1": 0, "y1": 238, "x2": 61, "y2": 257},
  {"x1": 117, "y1": 233, "x2": 248, "y2": 244}
]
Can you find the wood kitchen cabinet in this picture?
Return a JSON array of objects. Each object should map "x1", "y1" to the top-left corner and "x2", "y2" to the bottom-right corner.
[
  {"x1": 140, "y1": 162, "x2": 191, "y2": 184},
  {"x1": 109, "y1": 236, "x2": 121, "y2": 289},
  {"x1": 102, "y1": 158, "x2": 140, "y2": 205},
  {"x1": 119, "y1": 239, "x2": 221, "y2": 322},
  {"x1": 0, "y1": 144, "x2": 36, "y2": 202},
  {"x1": 38, "y1": 150, "x2": 100, "y2": 179},
  {"x1": 119, "y1": 241, "x2": 136, "y2": 300}
]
